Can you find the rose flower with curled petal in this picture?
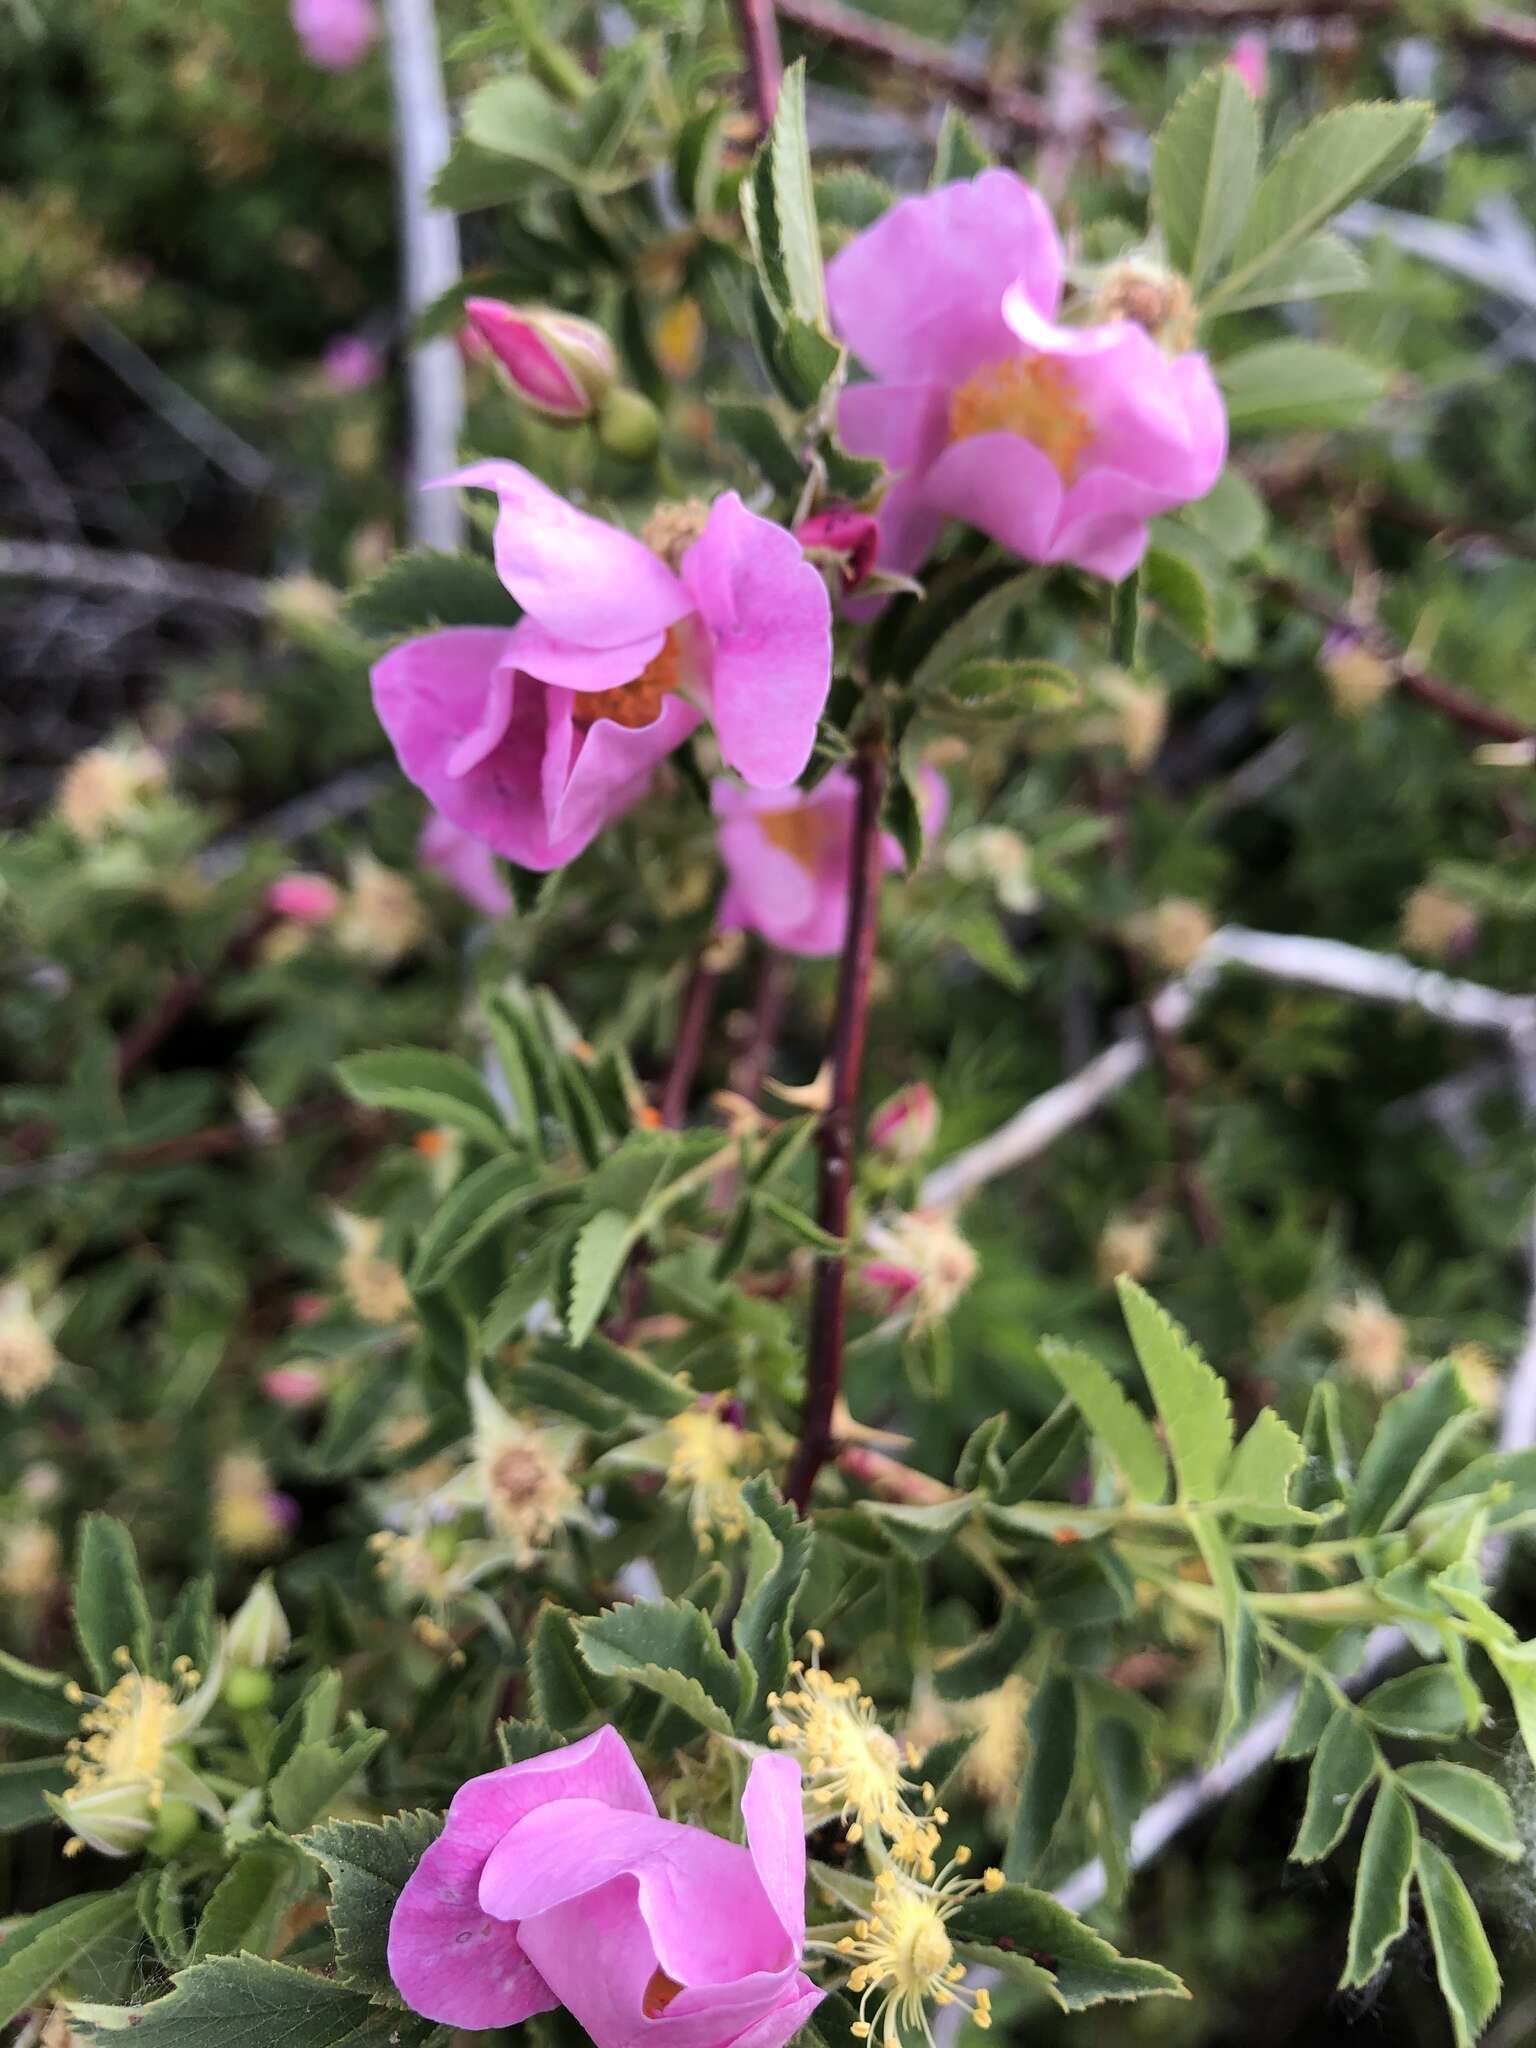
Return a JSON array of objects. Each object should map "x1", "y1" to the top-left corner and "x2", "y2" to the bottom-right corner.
[{"x1": 388, "y1": 1727, "x2": 823, "y2": 2048}]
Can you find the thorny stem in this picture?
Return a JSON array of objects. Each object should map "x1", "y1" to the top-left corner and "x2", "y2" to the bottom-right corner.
[
  {"x1": 731, "y1": 0, "x2": 785, "y2": 132},
  {"x1": 787, "y1": 722, "x2": 889, "y2": 1512}
]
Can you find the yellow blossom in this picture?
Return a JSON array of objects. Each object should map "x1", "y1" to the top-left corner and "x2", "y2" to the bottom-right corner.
[
  {"x1": 54, "y1": 742, "x2": 165, "y2": 840},
  {"x1": 53, "y1": 1654, "x2": 221, "y2": 1857},
  {"x1": 0, "y1": 1283, "x2": 58, "y2": 1406},
  {"x1": 0, "y1": 1520, "x2": 61, "y2": 1600},
  {"x1": 665, "y1": 1401, "x2": 756, "y2": 1544},
  {"x1": 1400, "y1": 885, "x2": 1477, "y2": 961},
  {"x1": 1330, "y1": 1294, "x2": 1406, "y2": 1394},
  {"x1": 1450, "y1": 1342, "x2": 1502, "y2": 1416},
  {"x1": 768, "y1": 1637, "x2": 938, "y2": 1863},
  {"x1": 863, "y1": 1211, "x2": 977, "y2": 1334},
  {"x1": 832, "y1": 1862, "x2": 1002, "y2": 2045},
  {"x1": 469, "y1": 1372, "x2": 581, "y2": 1565},
  {"x1": 335, "y1": 855, "x2": 426, "y2": 966},
  {"x1": 335, "y1": 1210, "x2": 413, "y2": 1325},
  {"x1": 213, "y1": 1452, "x2": 292, "y2": 1558},
  {"x1": 1096, "y1": 1214, "x2": 1162, "y2": 1286},
  {"x1": 1134, "y1": 896, "x2": 1214, "y2": 974}
]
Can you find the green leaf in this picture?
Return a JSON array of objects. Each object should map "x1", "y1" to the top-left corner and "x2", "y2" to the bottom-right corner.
[
  {"x1": 925, "y1": 658, "x2": 1079, "y2": 723},
  {"x1": 336, "y1": 1049, "x2": 509, "y2": 1153},
  {"x1": 734, "y1": 1478, "x2": 815, "y2": 1730},
  {"x1": 1152, "y1": 64, "x2": 1259, "y2": 290},
  {"x1": 813, "y1": 167, "x2": 896, "y2": 234},
  {"x1": 1192, "y1": 1511, "x2": 1262, "y2": 1744},
  {"x1": 676, "y1": 103, "x2": 729, "y2": 217},
  {"x1": 1142, "y1": 544, "x2": 1215, "y2": 652},
  {"x1": 1211, "y1": 231, "x2": 1369, "y2": 313},
  {"x1": 1361, "y1": 1666, "x2": 1470, "y2": 1739},
  {"x1": 0, "y1": 1888, "x2": 140, "y2": 2029},
  {"x1": 948, "y1": 1884, "x2": 1186, "y2": 2009},
  {"x1": 933, "y1": 1599, "x2": 1033, "y2": 1701},
  {"x1": 74, "y1": 1513, "x2": 153, "y2": 1690},
  {"x1": 1116, "y1": 1279, "x2": 1232, "y2": 1502},
  {"x1": 714, "y1": 397, "x2": 805, "y2": 499},
  {"x1": 78, "y1": 1954, "x2": 439, "y2": 2048},
  {"x1": 1038, "y1": 1339, "x2": 1166, "y2": 1503},
  {"x1": 1217, "y1": 100, "x2": 1432, "y2": 308},
  {"x1": 1351, "y1": 1362, "x2": 1476, "y2": 1535},
  {"x1": 408, "y1": 1153, "x2": 540, "y2": 1292},
  {"x1": 530, "y1": 1604, "x2": 619, "y2": 1726},
  {"x1": 1297, "y1": 1379, "x2": 1351, "y2": 1515},
  {"x1": 342, "y1": 550, "x2": 519, "y2": 639},
  {"x1": 1292, "y1": 1710, "x2": 1378, "y2": 1863},
  {"x1": 0, "y1": 1646, "x2": 82, "y2": 1739},
  {"x1": 932, "y1": 105, "x2": 992, "y2": 183},
  {"x1": 1007, "y1": 1673, "x2": 1077, "y2": 1879},
  {"x1": 192, "y1": 1843, "x2": 307, "y2": 1964},
  {"x1": 0, "y1": 1754, "x2": 69, "y2": 1832},
  {"x1": 269, "y1": 1729, "x2": 387, "y2": 1836},
  {"x1": 463, "y1": 73, "x2": 583, "y2": 180},
  {"x1": 1176, "y1": 465, "x2": 1268, "y2": 561},
  {"x1": 575, "y1": 1599, "x2": 741, "y2": 1736},
  {"x1": 1222, "y1": 1407, "x2": 1307, "y2": 1521},
  {"x1": 1490, "y1": 1643, "x2": 1536, "y2": 1768},
  {"x1": 497, "y1": 1718, "x2": 566, "y2": 1765},
  {"x1": 1397, "y1": 1763, "x2": 1521, "y2": 1861},
  {"x1": 304, "y1": 1811, "x2": 445, "y2": 1998},
  {"x1": 742, "y1": 60, "x2": 826, "y2": 329},
  {"x1": 1218, "y1": 341, "x2": 1387, "y2": 434},
  {"x1": 772, "y1": 318, "x2": 844, "y2": 410},
  {"x1": 1276, "y1": 1674, "x2": 1335, "y2": 1761},
  {"x1": 560, "y1": 1208, "x2": 638, "y2": 1346},
  {"x1": 1415, "y1": 1838, "x2": 1502, "y2": 2048},
  {"x1": 1342, "y1": 1784, "x2": 1416, "y2": 1987},
  {"x1": 755, "y1": 1188, "x2": 846, "y2": 1254}
]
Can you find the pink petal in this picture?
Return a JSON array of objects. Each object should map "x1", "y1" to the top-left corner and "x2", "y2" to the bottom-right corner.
[
  {"x1": 418, "y1": 812, "x2": 513, "y2": 917},
  {"x1": 827, "y1": 170, "x2": 1064, "y2": 387},
  {"x1": 920, "y1": 432, "x2": 1066, "y2": 565},
  {"x1": 438, "y1": 461, "x2": 692, "y2": 648},
  {"x1": 723, "y1": 1977, "x2": 827, "y2": 2048},
  {"x1": 680, "y1": 494, "x2": 831, "y2": 787},
  {"x1": 509, "y1": 618, "x2": 666, "y2": 692},
  {"x1": 387, "y1": 1728, "x2": 653, "y2": 2029},
  {"x1": 837, "y1": 382, "x2": 951, "y2": 580},
  {"x1": 464, "y1": 300, "x2": 588, "y2": 416},
  {"x1": 741, "y1": 1754, "x2": 808, "y2": 1950},
  {"x1": 547, "y1": 694, "x2": 702, "y2": 850}
]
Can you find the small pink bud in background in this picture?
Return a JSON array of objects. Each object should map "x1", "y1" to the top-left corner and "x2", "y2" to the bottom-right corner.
[
  {"x1": 868, "y1": 1081, "x2": 940, "y2": 1162},
  {"x1": 1229, "y1": 32, "x2": 1268, "y2": 97},
  {"x1": 322, "y1": 333, "x2": 384, "y2": 393},
  {"x1": 262, "y1": 1365, "x2": 328, "y2": 1410},
  {"x1": 796, "y1": 505, "x2": 881, "y2": 591},
  {"x1": 291, "y1": 0, "x2": 377, "y2": 70},
  {"x1": 290, "y1": 1292, "x2": 329, "y2": 1326},
  {"x1": 861, "y1": 1260, "x2": 922, "y2": 1311},
  {"x1": 462, "y1": 299, "x2": 617, "y2": 421},
  {"x1": 266, "y1": 872, "x2": 341, "y2": 924}
]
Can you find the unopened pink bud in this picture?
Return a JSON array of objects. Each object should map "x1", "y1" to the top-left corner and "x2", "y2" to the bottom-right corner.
[
  {"x1": 289, "y1": 1292, "x2": 330, "y2": 1325},
  {"x1": 861, "y1": 1260, "x2": 921, "y2": 1310},
  {"x1": 267, "y1": 872, "x2": 341, "y2": 924},
  {"x1": 262, "y1": 1366, "x2": 327, "y2": 1410},
  {"x1": 796, "y1": 506, "x2": 881, "y2": 590},
  {"x1": 867, "y1": 1081, "x2": 939, "y2": 1163},
  {"x1": 1229, "y1": 32, "x2": 1267, "y2": 97},
  {"x1": 463, "y1": 298, "x2": 617, "y2": 421}
]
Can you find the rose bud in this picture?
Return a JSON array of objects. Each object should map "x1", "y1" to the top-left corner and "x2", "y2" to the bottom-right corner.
[{"x1": 463, "y1": 298, "x2": 617, "y2": 422}]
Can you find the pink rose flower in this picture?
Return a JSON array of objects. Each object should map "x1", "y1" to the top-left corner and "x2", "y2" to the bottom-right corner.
[
  {"x1": 322, "y1": 334, "x2": 384, "y2": 393},
  {"x1": 266, "y1": 872, "x2": 341, "y2": 924},
  {"x1": 371, "y1": 464, "x2": 831, "y2": 872},
  {"x1": 419, "y1": 810, "x2": 513, "y2": 917},
  {"x1": 291, "y1": 0, "x2": 376, "y2": 70},
  {"x1": 388, "y1": 1726, "x2": 822, "y2": 2048},
  {"x1": 713, "y1": 766, "x2": 946, "y2": 959},
  {"x1": 826, "y1": 170, "x2": 1227, "y2": 583}
]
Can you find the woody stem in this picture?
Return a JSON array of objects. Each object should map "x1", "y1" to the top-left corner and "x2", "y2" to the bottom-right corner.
[{"x1": 787, "y1": 721, "x2": 889, "y2": 1512}]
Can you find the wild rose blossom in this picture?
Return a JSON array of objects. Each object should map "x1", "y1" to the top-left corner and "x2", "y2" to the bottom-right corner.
[
  {"x1": 826, "y1": 169, "x2": 1227, "y2": 582},
  {"x1": 372, "y1": 464, "x2": 832, "y2": 872},
  {"x1": 419, "y1": 811, "x2": 513, "y2": 917},
  {"x1": 713, "y1": 767, "x2": 946, "y2": 959},
  {"x1": 291, "y1": 0, "x2": 376, "y2": 69},
  {"x1": 388, "y1": 1727, "x2": 822, "y2": 2046}
]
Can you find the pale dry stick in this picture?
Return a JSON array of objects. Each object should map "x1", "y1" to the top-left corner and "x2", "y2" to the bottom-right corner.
[
  {"x1": 0, "y1": 539, "x2": 271, "y2": 620},
  {"x1": 382, "y1": 0, "x2": 465, "y2": 550},
  {"x1": 923, "y1": 928, "x2": 1536, "y2": 1208}
]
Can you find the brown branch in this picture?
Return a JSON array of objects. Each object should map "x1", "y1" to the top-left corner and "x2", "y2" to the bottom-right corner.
[
  {"x1": 1262, "y1": 576, "x2": 1535, "y2": 747},
  {"x1": 786, "y1": 722, "x2": 889, "y2": 1513},
  {"x1": 660, "y1": 959, "x2": 721, "y2": 1130},
  {"x1": 114, "y1": 913, "x2": 278, "y2": 1082},
  {"x1": 836, "y1": 1443, "x2": 957, "y2": 1505},
  {"x1": 729, "y1": 950, "x2": 791, "y2": 1107},
  {"x1": 731, "y1": 0, "x2": 785, "y2": 131},
  {"x1": 0, "y1": 1098, "x2": 385, "y2": 1198},
  {"x1": 773, "y1": 0, "x2": 1061, "y2": 137},
  {"x1": 1092, "y1": 0, "x2": 1536, "y2": 58}
]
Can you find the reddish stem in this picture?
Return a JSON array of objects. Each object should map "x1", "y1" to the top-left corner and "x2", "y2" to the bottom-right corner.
[
  {"x1": 732, "y1": 0, "x2": 785, "y2": 131},
  {"x1": 774, "y1": 0, "x2": 1059, "y2": 136},
  {"x1": 786, "y1": 726, "x2": 889, "y2": 1512},
  {"x1": 660, "y1": 960, "x2": 721, "y2": 1130},
  {"x1": 729, "y1": 951, "x2": 790, "y2": 1107},
  {"x1": 1093, "y1": 0, "x2": 1536, "y2": 58}
]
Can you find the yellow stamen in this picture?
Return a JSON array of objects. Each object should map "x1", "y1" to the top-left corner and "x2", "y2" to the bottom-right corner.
[{"x1": 948, "y1": 356, "x2": 1092, "y2": 483}]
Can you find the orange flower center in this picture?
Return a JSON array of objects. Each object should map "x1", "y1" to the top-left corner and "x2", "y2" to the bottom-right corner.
[
  {"x1": 948, "y1": 357, "x2": 1092, "y2": 483},
  {"x1": 758, "y1": 801, "x2": 840, "y2": 875},
  {"x1": 570, "y1": 629, "x2": 685, "y2": 732},
  {"x1": 643, "y1": 1970, "x2": 684, "y2": 2017}
]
